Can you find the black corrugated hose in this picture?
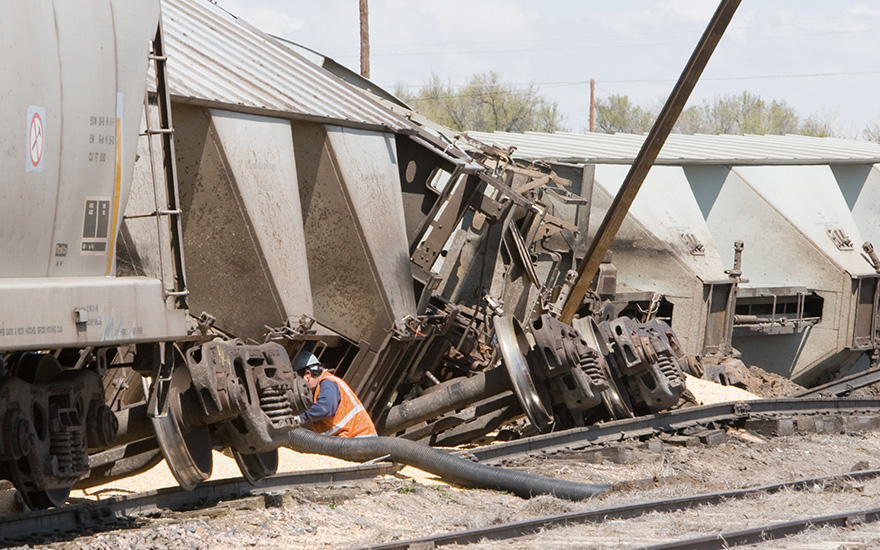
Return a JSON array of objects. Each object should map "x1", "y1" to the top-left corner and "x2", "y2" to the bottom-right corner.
[{"x1": 287, "y1": 428, "x2": 609, "y2": 501}]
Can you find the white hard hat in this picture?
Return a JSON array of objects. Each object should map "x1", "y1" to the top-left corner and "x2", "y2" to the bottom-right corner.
[{"x1": 293, "y1": 351, "x2": 321, "y2": 372}]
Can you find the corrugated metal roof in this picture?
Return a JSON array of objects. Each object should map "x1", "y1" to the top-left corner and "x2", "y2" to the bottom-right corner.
[
  {"x1": 158, "y1": 0, "x2": 414, "y2": 133},
  {"x1": 465, "y1": 131, "x2": 880, "y2": 165}
]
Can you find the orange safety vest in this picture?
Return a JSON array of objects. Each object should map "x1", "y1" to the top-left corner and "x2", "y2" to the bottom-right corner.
[{"x1": 310, "y1": 371, "x2": 377, "y2": 438}]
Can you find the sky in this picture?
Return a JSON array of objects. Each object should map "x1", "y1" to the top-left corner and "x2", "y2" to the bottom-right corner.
[{"x1": 215, "y1": 0, "x2": 880, "y2": 138}]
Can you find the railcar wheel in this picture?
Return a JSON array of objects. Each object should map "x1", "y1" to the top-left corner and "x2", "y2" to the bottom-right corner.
[
  {"x1": 21, "y1": 488, "x2": 70, "y2": 510},
  {"x1": 8, "y1": 354, "x2": 80, "y2": 509},
  {"x1": 572, "y1": 317, "x2": 634, "y2": 420},
  {"x1": 150, "y1": 358, "x2": 213, "y2": 491},
  {"x1": 494, "y1": 314, "x2": 553, "y2": 432},
  {"x1": 233, "y1": 449, "x2": 279, "y2": 484},
  {"x1": 600, "y1": 369, "x2": 634, "y2": 420}
]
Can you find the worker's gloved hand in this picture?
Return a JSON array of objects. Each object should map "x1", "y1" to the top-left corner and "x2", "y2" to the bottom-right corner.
[{"x1": 291, "y1": 415, "x2": 305, "y2": 428}]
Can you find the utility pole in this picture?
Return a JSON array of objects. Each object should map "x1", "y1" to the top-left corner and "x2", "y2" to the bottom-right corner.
[
  {"x1": 359, "y1": 0, "x2": 370, "y2": 78},
  {"x1": 589, "y1": 78, "x2": 595, "y2": 132}
]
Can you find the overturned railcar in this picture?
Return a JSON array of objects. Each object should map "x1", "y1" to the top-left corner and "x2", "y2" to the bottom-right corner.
[
  {"x1": 469, "y1": 130, "x2": 880, "y2": 385},
  {"x1": 125, "y1": 0, "x2": 696, "y2": 450},
  {"x1": 2, "y1": 0, "x2": 705, "y2": 506}
]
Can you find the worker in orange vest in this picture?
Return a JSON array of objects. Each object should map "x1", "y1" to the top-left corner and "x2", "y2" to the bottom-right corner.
[{"x1": 291, "y1": 351, "x2": 377, "y2": 437}]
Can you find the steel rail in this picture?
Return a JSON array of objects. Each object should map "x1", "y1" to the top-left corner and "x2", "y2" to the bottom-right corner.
[
  {"x1": 795, "y1": 366, "x2": 880, "y2": 398},
  {"x1": 465, "y1": 398, "x2": 880, "y2": 464},
  {"x1": 0, "y1": 462, "x2": 397, "y2": 545},
  {"x1": 636, "y1": 506, "x2": 880, "y2": 550},
  {"x1": 346, "y1": 469, "x2": 880, "y2": 550}
]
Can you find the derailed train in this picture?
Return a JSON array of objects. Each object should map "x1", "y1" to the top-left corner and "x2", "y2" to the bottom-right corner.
[{"x1": 0, "y1": 0, "x2": 776, "y2": 507}]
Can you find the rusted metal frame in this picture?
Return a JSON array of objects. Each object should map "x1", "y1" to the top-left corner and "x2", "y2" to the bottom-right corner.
[
  {"x1": 412, "y1": 173, "x2": 488, "y2": 271},
  {"x1": 733, "y1": 285, "x2": 822, "y2": 334},
  {"x1": 368, "y1": 332, "x2": 439, "y2": 421},
  {"x1": 532, "y1": 209, "x2": 579, "y2": 242},
  {"x1": 378, "y1": 366, "x2": 512, "y2": 434},
  {"x1": 75, "y1": 437, "x2": 164, "y2": 489},
  {"x1": 395, "y1": 392, "x2": 520, "y2": 444},
  {"x1": 340, "y1": 340, "x2": 379, "y2": 401},
  {"x1": 457, "y1": 131, "x2": 518, "y2": 160},
  {"x1": 502, "y1": 164, "x2": 573, "y2": 199},
  {"x1": 502, "y1": 220, "x2": 541, "y2": 289},
  {"x1": 403, "y1": 131, "x2": 486, "y2": 259},
  {"x1": 719, "y1": 281, "x2": 737, "y2": 356},
  {"x1": 852, "y1": 275, "x2": 880, "y2": 348},
  {"x1": 541, "y1": 185, "x2": 589, "y2": 206},
  {"x1": 560, "y1": 0, "x2": 742, "y2": 323},
  {"x1": 354, "y1": 333, "x2": 435, "y2": 421},
  {"x1": 408, "y1": 132, "x2": 485, "y2": 170},
  {"x1": 514, "y1": 174, "x2": 551, "y2": 195},
  {"x1": 152, "y1": 20, "x2": 189, "y2": 309},
  {"x1": 875, "y1": 273, "x2": 880, "y2": 346},
  {"x1": 430, "y1": 395, "x2": 523, "y2": 447},
  {"x1": 479, "y1": 171, "x2": 536, "y2": 210},
  {"x1": 503, "y1": 162, "x2": 572, "y2": 187},
  {"x1": 701, "y1": 281, "x2": 735, "y2": 357},
  {"x1": 522, "y1": 202, "x2": 548, "y2": 250}
]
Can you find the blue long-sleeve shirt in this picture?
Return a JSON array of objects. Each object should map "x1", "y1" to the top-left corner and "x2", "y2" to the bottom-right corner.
[{"x1": 300, "y1": 379, "x2": 341, "y2": 423}]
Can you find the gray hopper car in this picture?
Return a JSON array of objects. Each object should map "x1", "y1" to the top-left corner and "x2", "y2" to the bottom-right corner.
[{"x1": 1, "y1": 0, "x2": 700, "y2": 508}]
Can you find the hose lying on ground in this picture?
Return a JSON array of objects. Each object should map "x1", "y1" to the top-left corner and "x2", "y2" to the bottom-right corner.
[{"x1": 287, "y1": 428, "x2": 609, "y2": 501}]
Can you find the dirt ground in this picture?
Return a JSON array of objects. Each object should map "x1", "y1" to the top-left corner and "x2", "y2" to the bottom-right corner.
[
  {"x1": 21, "y1": 428, "x2": 880, "y2": 550},
  {"x1": 11, "y1": 367, "x2": 880, "y2": 550}
]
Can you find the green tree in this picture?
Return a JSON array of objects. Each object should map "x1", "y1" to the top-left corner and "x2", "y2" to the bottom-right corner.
[
  {"x1": 396, "y1": 72, "x2": 566, "y2": 133},
  {"x1": 687, "y1": 92, "x2": 800, "y2": 135},
  {"x1": 798, "y1": 113, "x2": 836, "y2": 138},
  {"x1": 675, "y1": 105, "x2": 714, "y2": 134},
  {"x1": 864, "y1": 116, "x2": 880, "y2": 143},
  {"x1": 594, "y1": 94, "x2": 655, "y2": 134}
]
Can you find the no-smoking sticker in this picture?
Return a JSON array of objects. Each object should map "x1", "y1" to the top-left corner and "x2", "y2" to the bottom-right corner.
[{"x1": 26, "y1": 105, "x2": 46, "y2": 172}]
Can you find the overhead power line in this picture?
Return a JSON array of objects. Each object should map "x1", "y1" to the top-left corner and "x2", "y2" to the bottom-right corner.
[
  {"x1": 399, "y1": 70, "x2": 880, "y2": 97},
  {"x1": 603, "y1": 69, "x2": 880, "y2": 84},
  {"x1": 360, "y1": 26, "x2": 880, "y2": 58},
  {"x1": 319, "y1": 14, "x2": 880, "y2": 53}
]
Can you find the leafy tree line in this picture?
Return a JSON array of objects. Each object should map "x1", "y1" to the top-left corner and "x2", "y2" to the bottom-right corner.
[
  {"x1": 395, "y1": 72, "x2": 565, "y2": 133},
  {"x1": 597, "y1": 91, "x2": 836, "y2": 137},
  {"x1": 398, "y1": 71, "x2": 880, "y2": 142}
]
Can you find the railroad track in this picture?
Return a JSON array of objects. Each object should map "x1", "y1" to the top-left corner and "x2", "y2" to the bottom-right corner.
[
  {"x1": 0, "y1": 462, "x2": 397, "y2": 545},
  {"x1": 466, "y1": 397, "x2": 880, "y2": 464},
  {"x1": 795, "y1": 366, "x2": 880, "y2": 398},
  {"x1": 345, "y1": 469, "x2": 880, "y2": 550},
  {"x1": 3, "y1": 396, "x2": 880, "y2": 547},
  {"x1": 636, "y1": 507, "x2": 880, "y2": 550}
]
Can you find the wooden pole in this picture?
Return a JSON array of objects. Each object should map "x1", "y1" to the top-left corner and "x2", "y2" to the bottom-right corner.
[
  {"x1": 359, "y1": 0, "x2": 370, "y2": 78},
  {"x1": 589, "y1": 78, "x2": 595, "y2": 132},
  {"x1": 560, "y1": 0, "x2": 741, "y2": 323}
]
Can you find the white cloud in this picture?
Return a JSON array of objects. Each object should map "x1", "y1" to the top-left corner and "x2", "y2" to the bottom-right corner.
[
  {"x1": 847, "y1": 3, "x2": 880, "y2": 17},
  {"x1": 217, "y1": 0, "x2": 305, "y2": 38},
  {"x1": 369, "y1": 0, "x2": 533, "y2": 47},
  {"x1": 656, "y1": 0, "x2": 718, "y2": 24}
]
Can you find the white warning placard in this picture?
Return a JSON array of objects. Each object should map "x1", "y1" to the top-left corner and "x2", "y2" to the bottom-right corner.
[{"x1": 26, "y1": 105, "x2": 46, "y2": 172}]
